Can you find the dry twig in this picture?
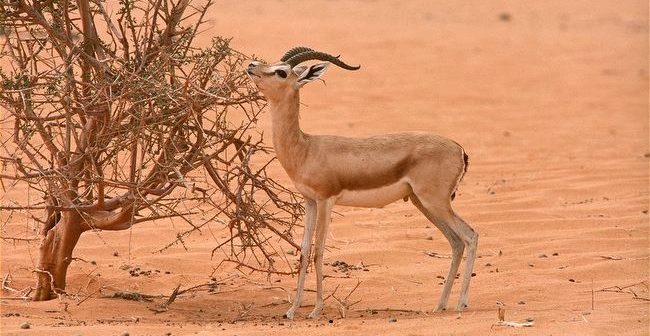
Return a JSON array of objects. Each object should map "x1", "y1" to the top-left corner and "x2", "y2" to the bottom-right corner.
[
  {"x1": 424, "y1": 251, "x2": 452, "y2": 259},
  {"x1": 330, "y1": 279, "x2": 363, "y2": 318},
  {"x1": 597, "y1": 281, "x2": 650, "y2": 301}
]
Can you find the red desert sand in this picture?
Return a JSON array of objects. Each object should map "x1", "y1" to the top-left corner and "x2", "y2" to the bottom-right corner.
[{"x1": 1, "y1": 1, "x2": 648, "y2": 335}]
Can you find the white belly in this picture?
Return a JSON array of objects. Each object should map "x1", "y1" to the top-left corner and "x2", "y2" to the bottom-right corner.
[{"x1": 335, "y1": 179, "x2": 412, "y2": 208}]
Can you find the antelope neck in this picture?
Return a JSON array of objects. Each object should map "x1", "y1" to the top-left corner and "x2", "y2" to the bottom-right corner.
[{"x1": 269, "y1": 90, "x2": 307, "y2": 173}]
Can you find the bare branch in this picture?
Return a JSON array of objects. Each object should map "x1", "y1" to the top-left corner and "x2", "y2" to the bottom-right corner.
[{"x1": 1, "y1": 0, "x2": 301, "y2": 300}]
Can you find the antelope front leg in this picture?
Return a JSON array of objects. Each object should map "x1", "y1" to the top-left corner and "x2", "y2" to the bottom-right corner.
[
  {"x1": 308, "y1": 198, "x2": 334, "y2": 319},
  {"x1": 286, "y1": 198, "x2": 317, "y2": 319}
]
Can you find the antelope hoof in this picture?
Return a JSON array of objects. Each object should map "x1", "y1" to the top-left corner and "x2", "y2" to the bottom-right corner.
[
  {"x1": 308, "y1": 305, "x2": 323, "y2": 319},
  {"x1": 456, "y1": 303, "x2": 467, "y2": 312},
  {"x1": 434, "y1": 304, "x2": 447, "y2": 313},
  {"x1": 285, "y1": 308, "x2": 297, "y2": 320}
]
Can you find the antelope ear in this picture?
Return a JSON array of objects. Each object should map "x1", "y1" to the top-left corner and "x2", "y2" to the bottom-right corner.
[
  {"x1": 294, "y1": 62, "x2": 329, "y2": 88},
  {"x1": 292, "y1": 65, "x2": 308, "y2": 77}
]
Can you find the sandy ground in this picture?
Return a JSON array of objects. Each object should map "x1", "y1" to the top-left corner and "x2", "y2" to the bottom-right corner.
[{"x1": 1, "y1": 0, "x2": 649, "y2": 335}]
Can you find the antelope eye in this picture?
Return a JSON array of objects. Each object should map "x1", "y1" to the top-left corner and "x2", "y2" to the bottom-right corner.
[{"x1": 275, "y1": 69, "x2": 287, "y2": 78}]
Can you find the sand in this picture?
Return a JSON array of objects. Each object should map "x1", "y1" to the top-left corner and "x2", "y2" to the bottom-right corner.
[{"x1": 1, "y1": 0, "x2": 648, "y2": 335}]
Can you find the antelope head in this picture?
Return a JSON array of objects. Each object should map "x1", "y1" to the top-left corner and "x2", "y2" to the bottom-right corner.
[{"x1": 247, "y1": 47, "x2": 360, "y2": 102}]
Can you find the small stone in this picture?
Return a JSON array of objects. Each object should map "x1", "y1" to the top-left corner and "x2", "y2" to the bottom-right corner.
[
  {"x1": 425, "y1": 236, "x2": 433, "y2": 240},
  {"x1": 471, "y1": 273, "x2": 476, "y2": 277},
  {"x1": 538, "y1": 254, "x2": 548, "y2": 258},
  {"x1": 569, "y1": 278, "x2": 576, "y2": 282},
  {"x1": 528, "y1": 263, "x2": 535, "y2": 267},
  {"x1": 499, "y1": 12, "x2": 511, "y2": 22},
  {"x1": 113, "y1": 251, "x2": 119, "y2": 257},
  {"x1": 518, "y1": 301, "x2": 526, "y2": 305},
  {"x1": 526, "y1": 317, "x2": 535, "y2": 322},
  {"x1": 328, "y1": 319, "x2": 333, "y2": 323},
  {"x1": 121, "y1": 332, "x2": 129, "y2": 336},
  {"x1": 20, "y1": 321, "x2": 30, "y2": 329},
  {"x1": 388, "y1": 317, "x2": 397, "y2": 323},
  {"x1": 485, "y1": 263, "x2": 492, "y2": 267},
  {"x1": 552, "y1": 252, "x2": 559, "y2": 256}
]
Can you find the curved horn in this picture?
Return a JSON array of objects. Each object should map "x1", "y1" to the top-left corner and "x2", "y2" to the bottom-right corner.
[
  {"x1": 280, "y1": 47, "x2": 314, "y2": 62},
  {"x1": 285, "y1": 51, "x2": 360, "y2": 70}
]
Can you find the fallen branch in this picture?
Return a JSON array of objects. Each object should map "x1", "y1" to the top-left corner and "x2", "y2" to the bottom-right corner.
[
  {"x1": 423, "y1": 251, "x2": 451, "y2": 259},
  {"x1": 0, "y1": 236, "x2": 39, "y2": 242},
  {"x1": 2, "y1": 273, "x2": 19, "y2": 293},
  {"x1": 362, "y1": 308, "x2": 425, "y2": 314},
  {"x1": 221, "y1": 259, "x2": 298, "y2": 276},
  {"x1": 599, "y1": 255, "x2": 623, "y2": 260},
  {"x1": 104, "y1": 291, "x2": 162, "y2": 302},
  {"x1": 494, "y1": 320, "x2": 535, "y2": 328},
  {"x1": 148, "y1": 280, "x2": 223, "y2": 313},
  {"x1": 76, "y1": 286, "x2": 104, "y2": 306},
  {"x1": 597, "y1": 281, "x2": 649, "y2": 301},
  {"x1": 149, "y1": 284, "x2": 181, "y2": 313}
]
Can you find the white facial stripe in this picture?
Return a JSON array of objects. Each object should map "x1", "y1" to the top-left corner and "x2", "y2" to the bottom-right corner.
[{"x1": 262, "y1": 64, "x2": 292, "y2": 77}]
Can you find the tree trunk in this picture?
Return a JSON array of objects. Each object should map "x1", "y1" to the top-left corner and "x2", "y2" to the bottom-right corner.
[{"x1": 34, "y1": 212, "x2": 84, "y2": 301}]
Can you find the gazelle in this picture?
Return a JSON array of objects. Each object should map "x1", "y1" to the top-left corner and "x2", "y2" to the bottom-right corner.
[{"x1": 247, "y1": 47, "x2": 478, "y2": 319}]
